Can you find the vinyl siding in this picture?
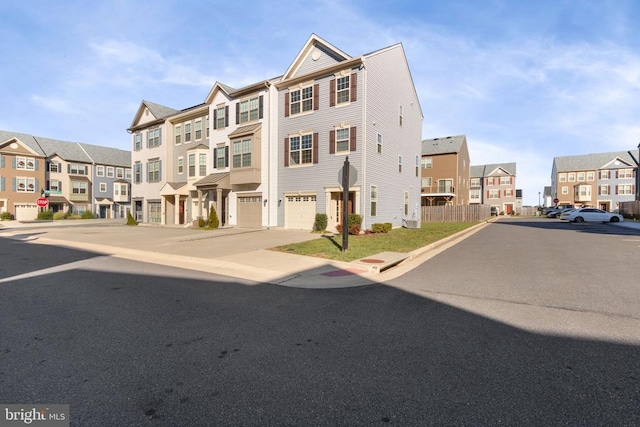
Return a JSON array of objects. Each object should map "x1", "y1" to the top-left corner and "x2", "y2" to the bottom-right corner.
[{"x1": 362, "y1": 45, "x2": 422, "y2": 227}]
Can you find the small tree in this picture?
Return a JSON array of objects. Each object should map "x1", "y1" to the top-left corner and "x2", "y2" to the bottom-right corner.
[
  {"x1": 313, "y1": 213, "x2": 328, "y2": 232},
  {"x1": 208, "y1": 205, "x2": 220, "y2": 229},
  {"x1": 126, "y1": 212, "x2": 138, "y2": 226}
]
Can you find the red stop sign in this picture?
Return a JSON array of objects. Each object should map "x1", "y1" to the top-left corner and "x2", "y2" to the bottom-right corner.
[
  {"x1": 553, "y1": 198, "x2": 559, "y2": 204},
  {"x1": 36, "y1": 197, "x2": 49, "y2": 207}
]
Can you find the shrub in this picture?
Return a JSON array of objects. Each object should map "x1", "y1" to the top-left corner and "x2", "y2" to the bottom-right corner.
[
  {"x1": 37, "y1": 209, "x2": 54, "y2": 220},
  {"x1": 0, "y1": 212, "x2": 14, "y2": 221},
  {"x1": 349, "y1": 224, "x2": 361, "y2": 235},
  {"x1": 198, "y1": 217, "x2": 206, "y2": 228},
  {"x1": 313, "y1": 213, "x2": 328, "y2": 232},
  {"x1": 81, "y1": 210, "x2": 94, "y2": 219},
  {"x1": 126, "y1": 212, "x2": 138, "y2": 225},
  {"x1": 208, "y1": 205, "x2": 219, "y2": 229},
  {"x1": 335, "y1": 224, "x2": 343, "y2": 233},
  {"x1": 371, "y1": 223, "x2": 392, "y2": 233},
  {"x1": 347, "y1": 213, "x2": 362, "y2": 228}
]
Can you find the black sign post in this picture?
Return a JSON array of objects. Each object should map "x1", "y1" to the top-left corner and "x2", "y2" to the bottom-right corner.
[{"x1": 341, "y1": 156, "x2": 350, "y2": 252}]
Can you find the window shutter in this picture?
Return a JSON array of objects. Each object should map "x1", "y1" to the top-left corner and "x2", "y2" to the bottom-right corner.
[
  {"x1": 235, "y1": 102, "x2": 240, "y2": 124},
  {"x1": 12, "y1": 177, "x2": 16, "y2": 191},
  {"x1": 284, "y1": 138, "x2": 289, "y2": 167},
  {"x1": 225, "y1": 106, "x2": 229, "y2": 127},
  {"x1": 486, "y1": 190, "x2": 489, "y2": 198},
  {"x1": 35, "y1": 159, "x2": 39, "y2": 171},
  {"x1": 46, "y1": 180, "x2": 49, "y2": 190},
  {"x1": 0, "y1": 155, "x2": 4, "y2": 168},
  {"x1": 510, "y1": 176, "x2": 513, "y2": 184},
  {"x1": 313, "y1": 84, "x2": 319, "y2": 110},
  {"x1": 598, "y1": 186, "x2": 601, "y2": 195},
  {"x1": 284, "y1": 93, "x2": 290, "y2": 117},
  {"x1": 0, "y1": 176, "x2": 4, "y2": 191},
  {"x1": 259, "y1": 95, "x2": 264, "y2": 119},
  {"x1": 350, "y1": 127, "x2": 357, "y2": 151},
  {"x1": 350, "y1": 73, "x2": 357, "y2": 102},
  {"x1": 85, "y1": 165, "x2": 88, "y2": 175},
  {"x1": 313, "y1": 133, "x2": 319, "y2": 164},
  {"x1": 12, "y1": 157, "x2": 16, "y2": 169},
  {"x1": 35, "y1": 179, "x2": 39, "y2": 193},
  {"x1": 225, "y1": 146, "x2": 229, "y2": 167},
  {"x1": 615, "y1": 184, "x2": 618, "y2": 195},
  {"x1": 330, "y1": 79, "x2": 336, "y2": 106},
  {"x1": 158, "y1": 128, "x2": 162, "y2": 145},
  {"x1": 158, "y1": 161, "x2": 162, "y2": 182},
  {"x1": 598, "y1": 170, "x2": 601, "y2": 179},
  {"x1": 67, "y1": 164, "x2": 71, "y2": 173},
  {"x1": 633, "y1": 185, "x2": 636, "y2": 194},
  {"x1": 213, "y1": 148, "x2": 217, "y2": 169},
  {"x1": 616, "y1": 170, "x2": 619, "y2": 179},
  {"x1": 213, "y1": 110, "x2": 218, "y2": 130},
  {"x1": 329, "y1": 130, "x2": 336, "y2": 154},
  {"x1": 59, "y1": 182, "x2": 62, "y2": 192}
]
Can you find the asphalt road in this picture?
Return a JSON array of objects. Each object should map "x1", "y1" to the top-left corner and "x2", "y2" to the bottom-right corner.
[{"x1": 1, "y1": 218, "x2": 639, "y2": 426}]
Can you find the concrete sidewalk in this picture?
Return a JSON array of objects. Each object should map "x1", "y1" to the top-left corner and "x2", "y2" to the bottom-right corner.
[{"x1": 0, "y1": 219, "x2": 487, "y2": 289}]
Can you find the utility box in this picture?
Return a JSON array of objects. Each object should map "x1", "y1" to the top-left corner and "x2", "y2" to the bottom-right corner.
[{"x1": 404, "y1": 220, "x2": 420, "y2": 229}]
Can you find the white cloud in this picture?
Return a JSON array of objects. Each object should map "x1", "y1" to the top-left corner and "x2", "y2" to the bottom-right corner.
[{"x1": 30, "y1": 95, "x2": 79, "y2": 114}]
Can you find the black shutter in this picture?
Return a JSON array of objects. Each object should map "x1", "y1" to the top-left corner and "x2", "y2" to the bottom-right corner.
[
  {"x1": 350, "y1": 127, "x2": 357, "y2": 151},
  {"x1": 259, "y1": 95, "x2": 264, "y2": 119},
  {"x1": 225, "y1": 106, "x2": 229, "y2": 127},
  {"x1": 313, "y1": 133, "x2": 319, "y2": 164},
  {"x1": 225, "y1": 146, "x2": 229, "y2": 167},
  {"x1": 235, "y1": 102, "x2": 240, "y2": 124},
  {"x1": 284, "y1": 93, "x2": 290, "y2": 117},
  {"x1": 284, "y1": 138, "x2": 289, "y2": 167},
  {"x1": 213, "y1": 109, "x2": 218, "y2": 130},
  {"x1": 351, "y1": 73, "x2": 357, "y2": 102},
  {"x1": 213, "y1": 148, "x2": 217, "y2": 169},
  {"x1": 330, "y1": 79, "x2": 336, "y2": 106}
]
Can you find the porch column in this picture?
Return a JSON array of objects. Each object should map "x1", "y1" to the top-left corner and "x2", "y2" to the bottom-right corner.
[
  {"x1": 197, "y1": 189, "x2": 203, "y2": 219},
  {"x1": 174, "y1": 195, "x2": 180, "y2": 225},
  {"x1": 216, "y1": 188, "x2": 223, "y2": 225}
]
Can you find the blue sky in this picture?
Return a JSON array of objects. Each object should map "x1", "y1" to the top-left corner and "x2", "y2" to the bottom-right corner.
[{"x1": 1, "y1": 0, "x2": 639, "y2": 205}]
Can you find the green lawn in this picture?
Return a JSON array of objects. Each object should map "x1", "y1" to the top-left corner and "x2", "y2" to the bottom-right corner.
[{"x1": 272, "y1": 222, "x2": 479, "y2": 262}]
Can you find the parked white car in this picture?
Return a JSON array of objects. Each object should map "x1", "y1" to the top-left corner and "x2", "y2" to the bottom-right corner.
[{"x1": 559, "y1": 208, "x2": 624, "y2": 223}]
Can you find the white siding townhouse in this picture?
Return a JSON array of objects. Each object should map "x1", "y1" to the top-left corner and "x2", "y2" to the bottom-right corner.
[{"x1": 128, "y1": 34, "x2": 423, "y2": 231}]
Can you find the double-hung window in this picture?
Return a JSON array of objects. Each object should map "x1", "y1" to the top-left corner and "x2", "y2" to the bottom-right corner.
[
  {"x1": 147, "y1": 160, "x2": 160, "y2": 182},
  {"x1": 96, "y1": 165, "x2": 105, "y2": 177},
  {"x1": 238, "y1": 97, "x2": 260, "y2": 123},
  {"x1": 216, "y1": 106, "x2": 226, "y2": 129},
  {"x1": 289, "y1": 134, "x2": 313, "y2": 165},
  {"x1": 116, "y1": 168, "x2": 124, "y2": 178},
  {"x1": 16, "y1": 157, "x2": 35, "y2": 171},
  {"x1": 195, "y1": 120, "x2": 202, "y2": 140},
  {"x1": 422, "y1": 157, "x2": 432, "y2": 169},
  {"x1": 134, "y1": 163, "x2": 142, "y2": 183},
  {"x1": 16, "y1": 177, "x2": 36, "y2": 192},
  {"x1": 377, "y1": 133, "x2": 383, "y2": 154},
  {"x1": 370, "y1": 185, "x2": 378, "y2": 217},
  {"x1": 134, "y1": 133, "x2": 142, "y2": 151},
  {"x1": 500, "y1": 176, "x2": 510, "y2": 185},
  {"x1": 336, "y1": 75, "x2": 350, "y2": 104},
  {"x1": 175, "y1": 125, "x2": 181, "y2": 144},
  {"x1": 233, "y1": 139, "x2": 252, "y2": 168},
  {"x1": 177, "y1": 157, "x2": 184, "y2": 175},
  {"x1": 188, "y1": 154, "x2": 196, "y2": 177},
  {"x1": 335, "y1": 128, "x2": 350, "y2": 153},
  {"x1": 216, "y1": 145, "x2": 226, "y2": 169},
  {"x1": 199, "y1": 153, "x2": 207, "y2": 176},
  {"x1": 184, "y1": 123, "x2": 191, "y2": 142},
  {"x1": 290, "y1": 87, "x2": 313, "y2": 115},
  {"x1": 147, "y1": 128, "x2": 160, "y2": 147}
]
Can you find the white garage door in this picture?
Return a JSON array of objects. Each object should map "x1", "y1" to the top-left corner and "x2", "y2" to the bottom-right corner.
[
  {"x1": 237, "y1": 196, "x2": 262, "y2": 228},
  {"x1": 285, "y1": 195, "x2": 317, "y2": 229},
  {"x1": 15, "y1": 204, "x2": 38, "y2": 221}
]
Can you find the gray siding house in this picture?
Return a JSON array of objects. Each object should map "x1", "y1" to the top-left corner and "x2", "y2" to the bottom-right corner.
[{"x1": 276, "y1": 34, "x2": 423, "y2": 231}]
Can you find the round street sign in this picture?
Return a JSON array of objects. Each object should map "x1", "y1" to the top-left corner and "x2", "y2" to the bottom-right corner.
[
  {"x1": 36, "y1": 197, "x2": 49, "y2": 207},
  {"x1": 553, "y1": 198, "x2": 559, "y2": 204}
]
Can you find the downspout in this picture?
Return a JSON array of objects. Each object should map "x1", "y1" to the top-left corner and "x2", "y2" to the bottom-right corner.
[
  {"x1": 361, "y1": 61, "x2": 367, "y2": 231},
  {"x1": 265, "y1": 81, "x2": 271, "y2": 228}
]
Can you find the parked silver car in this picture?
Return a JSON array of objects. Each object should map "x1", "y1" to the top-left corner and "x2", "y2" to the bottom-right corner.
[{"x1": 559, "y1": 208, "x2": 624, "y2": 223}]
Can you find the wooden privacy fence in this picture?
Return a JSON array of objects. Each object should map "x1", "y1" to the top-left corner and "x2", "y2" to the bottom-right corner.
[
  {"x1": 421, "y1": 205, "x2": 491, "y2": 222},
  {"x1": 619, "y1": 201, "x2": 640, "y2": 217}
]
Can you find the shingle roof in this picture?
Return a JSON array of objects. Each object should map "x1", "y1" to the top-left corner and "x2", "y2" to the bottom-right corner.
[
  {"x1": 0, "y1": 129, "x2": 46, "y2": 156},
  {"x1": 553, "y1": 151, "x2": 638, "y2": 171},
  {"x1": 470, "y1": 163, "x2": 517, "y2": 177},
  {"x1": 143, "y1": 100, "x2": 179, "y2": 119},
  {"x1": 422, "y1": 135, "x2": 466, "y2": 155},
  {"x1": 0, "y1": 129, "x2": 129, "y2": 166},
  {"x1": 79, "y1": 143, "x2": 131, "y2": 167}
]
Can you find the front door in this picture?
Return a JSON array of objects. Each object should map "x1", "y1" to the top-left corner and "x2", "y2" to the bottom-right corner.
[
  {"x1": 179, "y1": 200, "x2": 185, "y2": 224},
  {"x1": 99, "y1": 205, "x2": 108, "y2": 218},
  {"x1": 330, "y1": 191, "x2": 355, "y2": 230}
]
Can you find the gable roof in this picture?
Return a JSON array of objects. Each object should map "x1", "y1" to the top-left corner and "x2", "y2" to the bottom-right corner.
[
  {"x1": 553, "y1": 151, "x2": 638, "y2": 172},
  {"x1": 128, "y1": 100, "x2": 179, "y2": 130},
  {"x1": 470, "y1": 162, "x2": 517, "y2": 177},
  {"x1": 282, "y1": 33, "x2": 352, "y2": 81},
  {"x1": 422, "y1": 135, "x2": 466, "y2": 155}
]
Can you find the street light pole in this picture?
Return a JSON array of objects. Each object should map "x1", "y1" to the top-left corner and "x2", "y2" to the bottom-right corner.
[
  {"x1": 637, "y1": 142, "x2": 640, "y2": 201},
  {"x1": 538, "y1": 191, "x2": 541, "y2": 207}
]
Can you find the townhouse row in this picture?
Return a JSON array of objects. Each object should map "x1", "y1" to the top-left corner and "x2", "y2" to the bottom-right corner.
[
  {"x1": 419, "y1": 135, "x2": 520, "y2": 214},
  {"x1": 551, "y1": 151, "x2": 640, "y2": 211},
  {"x1": 0, "y1": 129, "x2": 131, "y2": 221},
  {"x1": 129, "y1": 34, "x2": 423, "y2": 230}
]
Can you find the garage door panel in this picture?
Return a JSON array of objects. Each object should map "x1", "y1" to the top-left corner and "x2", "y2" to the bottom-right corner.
[
  {"x1": 237, "y1": 196, "x2": 262, "y2": 228},
  {"x1": 285, "y1": 195, "x2": 316, "y2": 230},
  {"x1": 15, "y1": 204, "x2": 38, "y2": 221}
]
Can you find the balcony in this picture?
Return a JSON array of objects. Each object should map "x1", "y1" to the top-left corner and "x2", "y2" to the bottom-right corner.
[{"x1": 421, "y1": 185, "x2": 455, "y2": 195}]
